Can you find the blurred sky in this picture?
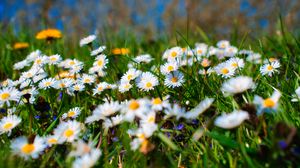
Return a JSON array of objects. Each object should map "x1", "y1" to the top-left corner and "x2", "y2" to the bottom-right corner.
[{"x1": 0, "y1": 0, "x2": 299, "y2": 37}]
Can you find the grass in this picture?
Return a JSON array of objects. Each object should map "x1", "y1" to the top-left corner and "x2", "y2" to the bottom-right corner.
[{"x1": 0, "y1": 23, "x2": 300, "y2": 168}]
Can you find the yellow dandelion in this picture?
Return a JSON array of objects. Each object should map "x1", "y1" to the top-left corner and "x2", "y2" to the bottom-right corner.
[
  {"x1": 36, "y1": 29, "x2": 62, "y2": 40},
  {"x1": 13, "y1": 42, "x2": 29, "y2": 50}
]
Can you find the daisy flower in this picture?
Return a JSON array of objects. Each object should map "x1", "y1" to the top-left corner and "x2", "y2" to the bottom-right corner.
[
  {"x1": 134, "y1": 54, "x2": 153, "y2": 63},
  {"x1": 85, "y1": 101, "x2": 121, "y2": 123},
  {"x1": 48, "y1": 54, "x2": 62, "y2": 65},
  {"x1": 13, "y1": 60, "x2": 30, "y2": 70},
  {"x1": 136, "y1": 72, "x2": 159, "y2": 92},
  {"x1": 91, "y1": 46, "x2": 106, "y2": 56},
  {"x1": 184, "y1": 98, "x2": 214, "y2": 119},
  {"x1": 224, "y1": 46, "x2": 238, "y2": 57},
  {"x1": 214, "y1": 62, "x2": 235, "y2": 78},
  {"x1": 33, "y1": 55, "x2": 49, "y2": 67},
  {"x1": 194, "y1": 44, "x2": 208, "y2": 57},
  {"x1": 54, "y1": 120, "x2": 82, "y2": 143},
  {"x1": 217, "y1": 40, "x2": 230, "y2": 49},
  {"x1": 160, "y1": 61, "x2": 179, "y2": 75},
  {"x1": 46, "y1": 134, "x2": 61, "y2": 146},
  {"x1": 53, "y1": 78, "x2": 74, "y2": 90},
  {"x1": 92, "y1": 82, "x2": 108, "y2": 95},
  {"x1": 0, "y1": 115, "x2": 21, "y2": 135},
  {"x1": 214, "y1": 110, "x2": 249, "y2": 129},
  {"x1": 253, "y1": 89, "x2": 281, "y2": 115},
  {"x1": 121, "y1": 68, "x2": 141, "y2": 83},
  {"x1": 260, "y1": 60, "x2": 280, "y2": 76},
  {"x1": 80, "y1": 35, "x2": 96, "y2": 47},
  {"x1": 92, "y1": 54, "x2": 108, "y2": 71},
  {"x1": 200, "y1": 58, "x2": 211, "y2": 68},
  {"x1": 71, "y1": 82, "x2": 85, "y2": 92},
  {"x1": 62, "y1": 107, "x2": 81, "y2": 119},
  {"x1": 11, "y1": 136, "x2": 46, "y2": 159},
  {"x1": 118, "y1": 81, "x2": 132, "y2": 93},
  {"x1": 163, "y1": 47, "x2": 183, "y2": 61},
  {"x1": 221, "y1": 76, "x2": 255, "y2": 96},
  {"x1": 226, "y1": 57, "x2": 244, "y2": 69},
  {"x1": 151, "y1": 97, "x2": 170, "y2": 111},
  {"x1": 122, "y1": 99, "x2": 150, "y2": 122},
  {"x1": 1, "y1": 79, "x2": 15, "y2": 88},
  {"x1": 0, "y1": 87, "x2": 22, "y2": 107},
  {"x1": 111, "y1": 115, "x2": 124, "y2": 126},
  {"x1": 38, "y1": 78, "x2": 57, "y2": 90},
  {"x1": 164, "y1": 71, "x2": 185, "y2": 88},
  {"x1": 80, "y1": 74, "x2": 96, "y2": 85}
]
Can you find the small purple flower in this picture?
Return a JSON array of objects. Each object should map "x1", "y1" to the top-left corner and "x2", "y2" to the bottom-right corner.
[
  {"x1": 278, "y1": 140, "x2": 288, "y2": 149},
  {"x1": 35, "y1": 115, "x2": 41, "y2": 119},
  {"x1": 165, "y1": 132, "x2": 171, "y2": 138},
  {"x1": 112, "y1": 137, "x2": 119, "y2": 142},
  {"x1": 58, "y1": 92, "x2": 63, "y2": 100},
  {"x1": 176, "y1": 123, "x2": 184, "y2": 130},
  {"x1": 53, "y1": 115, "x2": 57, "y2": 120},
  {"x1": 192, "y1": 119, "x2": 199, "y2": 125}
]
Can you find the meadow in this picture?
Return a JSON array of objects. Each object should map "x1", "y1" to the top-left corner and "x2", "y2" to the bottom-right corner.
[{"x1": 0, "y1": 23, "x2": 300, "y2": 168}]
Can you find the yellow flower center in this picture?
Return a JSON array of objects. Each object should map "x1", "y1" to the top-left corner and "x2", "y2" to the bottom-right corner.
[
  {"x1": 146, "y1": 82, "x2": 152, "y2": 88},
  {"x1": 68, "y1": 111, "x2": 76, "y2": 117},
  {"x1": 231, "y1": 62, "x2": 238, "y2": 68},
  {"x1": 167, "y1": 66, "x2": 174, "y2": 72},
  {"x1": 1, "y1": 93, "x2": 10, "y2": 100},
  {"x1": 137, "y1": 133, "x2": 145, "y2": 140},
  {"x1": 221, "y1": 68, "x2": 229, "y2": 74},
  {"x1": 26, "y1": 73, "x2": 33, "y2": 78},
  {"x1": 97, "y1": 86, "x2": 103, "y2": 91},
  {"x1": 201, "y1": 59, "x2": 210, "y2": 67},
  {"x1": 127, "y1": 75, "x2": 133, "y2": 80},
  {"x1": 21, "y1": 144, "x2": 35, "y2": 154},
  {"x1": 59, "y1": 83, "x2": 66, "y2": 88},
  {"x1": 263, "y1": 98, "x2": 275, "y2": 108},
  {"x1": 64, "y1": 129, "x2": 74, "y2": 138},
  {"x1": 3, "y1": 122, "x2": 13, "y2": 130},
  {"x1": 124, "y1": 84, "x2": 131, "y2": 89},
  {"x1": 171, "y1": 77, "x2": 178, "y2": 83},
  {"x1": 267, "y1": 65, "x2": 273, "y2": 71},
  {"x1": 197, "y1": 49, "x2": 202, "y2": 54},
  {"x1": 69, "y1": 61, "x2": 75, "y2": 66},
  {"x1": 84, "y1": 79, "x2": 91, "y2": 83},
  {"x1": 50, "y1": 57, "x2": 57, "y2": 61},
  {"x1": 129, "y1": 101, "x2": 140, "y2": 110},
  {"x1": 97, "y1": 60, "x2": 103, "y2": 66},
  {"x1": 152, "y1": 98, "x2": 162, "y2": 105},
  {"x1": 74, "y1": 86, "x2": 80, "y2": 91},
  {"x1": 45, "y1": 82, "x2": 52, "y2": 87},
  {"x1": 148, "y1": 116, "x2": 155, "y2": 123},
  {"x1": 171, "y1": 51, "x2": 177, "y2": 58},
  {"x1": 48, "y1": 138, "x2": 58, "y2": 144},
  {"x1": 36, "y1": 59, "x2": 42, "y2": 64},
  {"x1": 269, "y1": 58, "x2": 276, "y2": 62}
]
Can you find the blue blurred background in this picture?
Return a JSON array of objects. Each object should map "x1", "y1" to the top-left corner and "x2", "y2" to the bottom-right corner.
[{"x1": 1, "y1": 0, "x2": 300, "y2": 38}]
